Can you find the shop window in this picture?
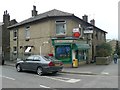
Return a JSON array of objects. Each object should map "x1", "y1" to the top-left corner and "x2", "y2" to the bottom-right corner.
[
  {"x1": 56, "y1": 20, "x2": 66, "y2": 35},
  {"x1": 56, "y1": 45, "x2": 70, "y2": 61},
  {"x1": 78, "y1": 50, "x2": 87, "y2": 61}
]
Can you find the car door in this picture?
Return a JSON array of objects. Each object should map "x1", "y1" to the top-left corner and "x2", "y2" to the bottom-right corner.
[
  {"x1": 30, "y1": 56, "x2": 41, "y2": 71},
  {"x1": 22, "y1": 55, "x2": 34, "y2": 70}
]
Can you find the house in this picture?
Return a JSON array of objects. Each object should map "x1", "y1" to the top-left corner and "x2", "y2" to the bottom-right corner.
[
  {"x1": 8, "y1": 6, "x2": 107, "y2": 66},
  {"x1": 0, "y1": 22, "x2": 3, "y2": 65},
  {"x1": 1, "y1": 10, "x2": 17, "y2": 62}
]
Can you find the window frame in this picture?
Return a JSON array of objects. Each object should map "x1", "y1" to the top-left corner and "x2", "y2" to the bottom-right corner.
[
  {"x1": 13, "y1": 30, "x2": 18, "y2": 40},
  {"x1": 24, "y1": 46, "x2": 32, "y2": 53},
  {"x1": 13, "y1": 46, "x2": 17, "y2": 54},
  {"x1": 25, "y1": 26, "x2": 30, "y2": 40},
  {"x1": 55, "y1": 20, "x2": 66, "y2": 36},
  {"x1": 33, "y1": 56, "x2": 41, "y2": 61}
]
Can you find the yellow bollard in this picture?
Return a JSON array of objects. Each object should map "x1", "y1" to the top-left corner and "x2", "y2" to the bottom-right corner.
[{"x1": 73, "y1": 59, "x2": 78, "y2": 68}]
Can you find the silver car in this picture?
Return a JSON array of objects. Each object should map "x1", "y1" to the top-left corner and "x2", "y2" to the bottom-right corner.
[{"x1": 16, "y1": 55, "x2": 63, "y2": 75}]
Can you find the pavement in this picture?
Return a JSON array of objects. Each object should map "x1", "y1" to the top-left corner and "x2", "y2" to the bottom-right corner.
[{"x1": 2, "y1": 59, "x2": 119, "y2": 75}]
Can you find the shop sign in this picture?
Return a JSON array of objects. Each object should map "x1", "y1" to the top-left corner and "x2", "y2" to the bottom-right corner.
[
  {"x1": 55, "y1": 40, "x2": 73, "y2": 43},
  {"x1": 73, "y1": 28, "x2": 79, "y2": 32},
  {"x1": 84, "y1": 30, "x2": 93, "y2": 34},
  {"x1": 73, "y1": 28, "x2": 81, "y2": 38}
]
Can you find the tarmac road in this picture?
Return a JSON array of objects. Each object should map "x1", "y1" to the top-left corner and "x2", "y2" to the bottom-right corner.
[{"x1": 1, "y1": 60, "x2": 119, "y2": 89}]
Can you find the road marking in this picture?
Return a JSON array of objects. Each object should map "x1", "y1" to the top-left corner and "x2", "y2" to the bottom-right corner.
[
  {"x1": 101, "y1": 72, "x2": 109, "y2": 75},
  {"x1": 42, "y1": 76, "x2": 81, "y2": 83},
  {"x1": 40, "y1": 84, "x2": 50, "y2": 88},
  {"x1": 0, "y1": 75, "x2": 15, "y2": 80},
  {"x1": 66, "y1": 79, "x2": 81, "y2": 83}
]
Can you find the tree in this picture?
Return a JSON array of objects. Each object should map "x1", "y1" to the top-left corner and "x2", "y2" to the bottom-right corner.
[{"x1": 96, "y1": 43, "x2": 112, "y2": 57}]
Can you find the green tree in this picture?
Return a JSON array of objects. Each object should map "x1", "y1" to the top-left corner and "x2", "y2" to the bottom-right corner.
[{"x1": 96, "y1": 43, "x2": 112, "y2": 57}]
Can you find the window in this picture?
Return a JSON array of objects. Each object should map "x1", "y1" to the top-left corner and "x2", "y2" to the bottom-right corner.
[
  {"x1": 13, "y1": 30, "x2": 17, "y2": 40},
  {"x1": 25, "y1": 26, "x2": 30, "y2": 40},
  {"x1": 34, "y1": 56, "x2": 41, "y2": 61},
  {"x1": 13, "y1": 46, "x2": 17, "y2": 54},
  {"x1": 56, "y1": 20, "x2": 66, "y2": 35},
  {"x1": 27, "y1": 56, "x2": 34, "y2": 61},
  {"x1": 102, "y1": 33, "x2": 105, "y2": 40},
  {"x1": 56, "y1": 45, "x2": 71, "y2": 61},
  {"x1": 24, "y1": 46, "x2": 31, "y2": 53}
]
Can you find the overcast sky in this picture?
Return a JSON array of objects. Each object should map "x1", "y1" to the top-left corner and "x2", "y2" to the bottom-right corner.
[{"x1": 0, "y1": 0, "x2": 119, "y2": 39}]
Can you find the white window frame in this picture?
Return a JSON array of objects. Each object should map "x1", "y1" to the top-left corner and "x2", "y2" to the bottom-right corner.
[
  {"x1": 55, "y1": 20, "x2": 66, "y2": 36},
  {"x1": 25, "y1": 26, "x2": 30, "y2": 39}
]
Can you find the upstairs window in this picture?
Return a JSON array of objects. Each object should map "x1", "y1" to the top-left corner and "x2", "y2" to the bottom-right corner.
[
  {"x1": 13, "y1": 30, "x2": 18, "y2": 40},
  {"x1": 25, "y1": 26, "x2": 30, "y2": 40},
  {"x1": 13, "y1": 46, "x2": 17, "y2": 54},
  {"x1": 56, "y1": 20, "x2": 66, "y2": 35}
]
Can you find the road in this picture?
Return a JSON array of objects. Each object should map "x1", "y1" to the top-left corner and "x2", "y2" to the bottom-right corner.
[{"x1": 1, "y1": 63, "x2": 118, "y2": 89}]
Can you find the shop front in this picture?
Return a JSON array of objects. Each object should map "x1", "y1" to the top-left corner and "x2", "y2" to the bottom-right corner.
[{"x1": 51, "y1": 37, "x2": 90, "y2": 66}]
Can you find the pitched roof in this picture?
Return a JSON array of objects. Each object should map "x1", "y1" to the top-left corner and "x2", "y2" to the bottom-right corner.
[
  {"x1": 8, "y1": 9, "x2": 107, "y2": 33},
  {"x1": 8, "y1": 9, "x2": 73, "y2": 28}
]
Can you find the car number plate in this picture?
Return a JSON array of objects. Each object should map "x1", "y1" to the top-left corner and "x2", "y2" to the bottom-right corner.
[{"x1": 55, "y1": 64, "x2": 60, "y2": 66}]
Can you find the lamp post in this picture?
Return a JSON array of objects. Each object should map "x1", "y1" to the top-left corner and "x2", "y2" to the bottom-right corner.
[{"x1": 40, "y1": 41, "x2": 49, "y2": 55}]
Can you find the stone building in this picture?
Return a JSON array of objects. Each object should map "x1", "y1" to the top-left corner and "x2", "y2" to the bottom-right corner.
[
  {"x1": 1, "y1": 10, "x2": 17, "y2": 61},
  {"x1": 8, "y1": 6, "x2": 107, "y2": 65},
  {"x1": 0, "y1": 22, "x2": 3, "y2": 64}
]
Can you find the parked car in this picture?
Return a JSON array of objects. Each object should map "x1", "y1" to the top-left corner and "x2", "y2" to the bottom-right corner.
[{"x1": 15, "y1": 55, "x2": 63, "y2": 75}]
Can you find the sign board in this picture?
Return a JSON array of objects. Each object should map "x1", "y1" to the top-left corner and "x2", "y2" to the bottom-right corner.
[
  {"x1": 55, "y1": 40, "x2": 74, "y2": 43},
  {"x1": 73, "y1": 28, "x2": 79, "y2": 32},
  {"x1": 73, "y1": 28, "x2": 81, "y2": 38},
  {"x1": 84, "y1": 30, "x2": 93, "y2": 34}
]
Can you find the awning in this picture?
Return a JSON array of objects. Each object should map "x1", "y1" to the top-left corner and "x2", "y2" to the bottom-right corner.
[
  {"x1": 73, "y1": 43, "x2": 90, "y2": 50},
  {"x1": 54, "y1": 43, "x2": 71, "y2": 46},
  {"x1": 25, "y1": 47, "x2": 31, "y2": 52}
]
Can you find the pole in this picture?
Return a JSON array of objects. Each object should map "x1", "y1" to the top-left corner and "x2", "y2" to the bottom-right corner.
[{"x1": 40, "y1": 46, "x2": 41, "y2": 55}]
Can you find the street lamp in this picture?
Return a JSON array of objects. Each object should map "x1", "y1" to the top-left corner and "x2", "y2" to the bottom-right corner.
[{"x1": 40, "y1": 41, "x2": 49, "y2": 55}]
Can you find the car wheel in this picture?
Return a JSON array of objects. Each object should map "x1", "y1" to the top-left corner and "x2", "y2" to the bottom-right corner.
[
  {"x1": 16, "y1": 64, "x2": 22, "y2": 72},
  {"x1": 37, "y1": 67, "x2": 43, "y2": 76}
]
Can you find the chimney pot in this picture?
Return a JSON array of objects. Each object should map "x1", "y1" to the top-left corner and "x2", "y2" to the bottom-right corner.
[
  {"x1": 82, "y1": 15, "x2": 88, "y2": 22},
  {"x1": 90, "y1": 19, "x2": 95, "y2": 25},
  {"x1": 32, "y1": 5, "x2": 38, "y2": 17}
]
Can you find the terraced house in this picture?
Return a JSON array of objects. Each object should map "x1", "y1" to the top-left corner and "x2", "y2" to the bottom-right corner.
[{"x1": 8, "y1": 6, "x2": 107, "y2": 66}]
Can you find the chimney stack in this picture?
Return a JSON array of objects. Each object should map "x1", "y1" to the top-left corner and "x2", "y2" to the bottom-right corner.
[
  {"x1": 3, "y1": 10, "x2": 10, "y2": 26},
  {"x1": 90, "y1": 19, "x2": 95, "y2": 25},
  {"x1": 82, "y1": 15, "x2": 88, "y2": 22},
  {"x1": 32, "y1": 5, "x2": 38, "y2": 17}
]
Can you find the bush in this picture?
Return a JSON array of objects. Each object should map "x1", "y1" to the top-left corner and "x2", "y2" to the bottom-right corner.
[{"x1": 96, "y1": 43, "x2": 112, "y2": 57}]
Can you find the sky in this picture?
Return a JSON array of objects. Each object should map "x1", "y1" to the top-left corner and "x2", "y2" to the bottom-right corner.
[{"x1": 0, "y1": 0, "x2": 119, "y2": 40}]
